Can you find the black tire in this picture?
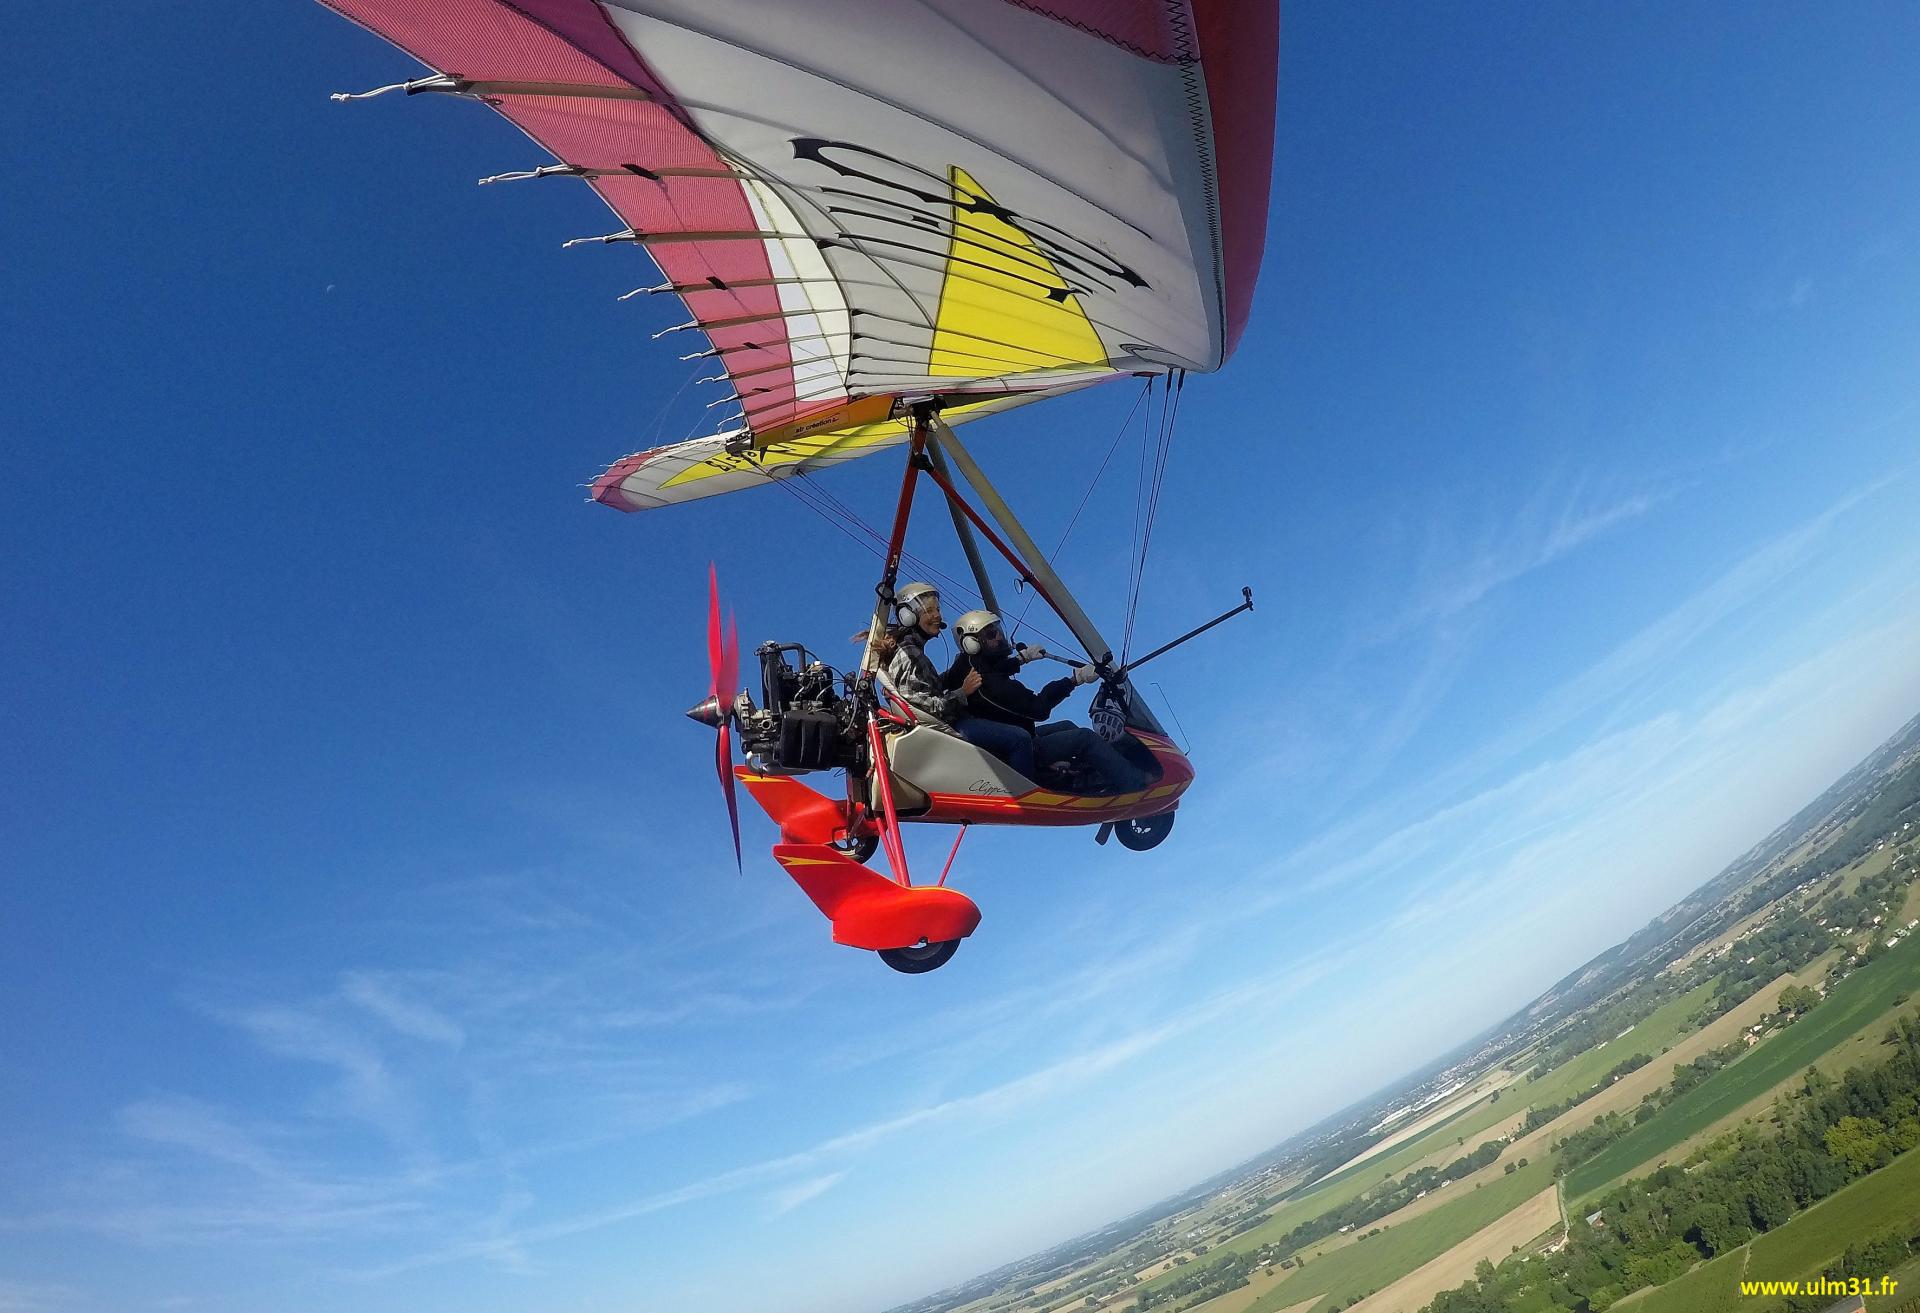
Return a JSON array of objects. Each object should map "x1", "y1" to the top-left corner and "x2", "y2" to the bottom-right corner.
[
  {"x1": 878, "y1": 939, "x2": 961, "y2": 974},
  {"x1": 842, "y1": 832, "x2": 880, "y2": 864},
  {"x1": 1114, "y1": 811, "x2": 1175, "y2": 851}
]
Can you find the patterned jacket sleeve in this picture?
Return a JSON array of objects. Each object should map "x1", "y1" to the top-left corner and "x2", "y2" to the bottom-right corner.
[{"x1": 884, "y1": 639, "x2": 963, "y2": 724}]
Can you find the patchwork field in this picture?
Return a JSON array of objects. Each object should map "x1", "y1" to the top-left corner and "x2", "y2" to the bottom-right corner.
[
  {"x1": 1568, "y1": 935, "x2": 1920, "y2": 1199},
  {"x1": 1489, "y1": 971, "x2": 1797, "y2": 1168},
  {"x1": 1236, "y1": 1161, "x2": 1555, "y2": 1313},
  {"x1": 1184, "y1": 1264, "x2": 1297, "y2": 1313},
  {"x1": 1606, "y1": 957, "x2": 1915, "y2": 1176},
  {"x1": 1225, "y1": 1103, "x2": 1518, "y2": 1262},
  {"x1": 1395, "y1": 982, "x2": 1721, "y2": 1180},
  {"x1": 1522, "y1": 981, "x2": 1720, "y2": 1108},
  {"x1": 1339, "y1": 1185, "x2": 1560, "y2": 1313},
  {"x1": 1206, "y1": 980, "x2": 1776, "y2": 1302},
  {"x1": 1251, "y1": 995, "x2": 1696, "y2": 1261}
]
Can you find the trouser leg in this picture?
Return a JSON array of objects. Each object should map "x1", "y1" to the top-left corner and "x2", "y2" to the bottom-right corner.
[
  {"x1": 957, "y1": 717, "x2": 1037, "y2": 780},
  {"x1": 1035, "y1": 726, "x2": 1149, "y2": 794}
]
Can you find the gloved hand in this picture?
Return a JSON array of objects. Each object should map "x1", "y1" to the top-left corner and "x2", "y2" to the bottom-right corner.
[
  {"x1": 1071, "y1": 663, "x2": 1101, "y2": 686},
  {"x1": 1017, "y1": 644, "x2": 1047, "y2": 664}
]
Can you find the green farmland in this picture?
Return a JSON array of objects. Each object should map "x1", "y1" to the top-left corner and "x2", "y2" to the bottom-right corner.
[
  {"x1": 1567, "y1": 933, "x2": 1920, "y2": 1200},
  {"x1": 1238, "y1": 1160, "x2": 1555, "y2": 1313},
  {"x1": 1256, "y1": 980, "x2": 1719, "y2": 1252},
  {"x1": 1515, "y1": 980, "x2": 1719, "y2": 1112},
  {"x1": 1235, "y1": 1101, "x2": 1516, "y2": 1257}
]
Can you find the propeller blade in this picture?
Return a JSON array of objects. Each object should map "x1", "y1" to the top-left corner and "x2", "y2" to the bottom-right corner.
[
  {"x1": 717, "y1": 720, "x2": 742, "y2": 872},
  {"x1": 721, "y1": 611, "x2": 740, "y2": 702},
  {"x1": 701, "y1": 565, "x2": 742, "y2": 871},
  {"x1": 705, "y1": 563, "x2": 724, "y2": 701}
]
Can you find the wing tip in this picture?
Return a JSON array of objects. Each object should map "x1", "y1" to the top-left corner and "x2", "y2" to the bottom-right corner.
[{"x1": 591, "y1": 451, "x2": 657, "y2": 512}]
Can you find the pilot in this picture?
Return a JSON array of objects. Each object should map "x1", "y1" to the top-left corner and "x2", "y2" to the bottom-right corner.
[
  {"x1": 944, "y1": 609, "x2": 1150, "y2": 795},
  {"x1": 875, "y1": 582, "x2": 1037, "y2": 779}
]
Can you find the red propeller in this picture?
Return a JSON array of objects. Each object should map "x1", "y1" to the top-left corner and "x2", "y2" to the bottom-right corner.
[{"x1": 686, "y1": 565, "x2": 743, "y2": 870}]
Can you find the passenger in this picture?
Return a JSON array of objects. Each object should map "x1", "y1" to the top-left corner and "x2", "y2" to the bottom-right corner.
[
  {"x1": 944, "y1": 609, "x2": 1150, "y2": 795},
  {"x1": 874, "y1": 583, "x2": 1037, "y2": 779}
]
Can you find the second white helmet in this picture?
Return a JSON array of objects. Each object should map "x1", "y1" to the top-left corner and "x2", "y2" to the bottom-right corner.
[{"x1": 953, "y1": 609, "x2": 1004, "y2": 657}]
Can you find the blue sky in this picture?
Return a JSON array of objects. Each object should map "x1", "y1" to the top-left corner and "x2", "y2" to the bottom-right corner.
[{"x1": 5, "y1": 4, "x2": 1920, "y2": 1312}]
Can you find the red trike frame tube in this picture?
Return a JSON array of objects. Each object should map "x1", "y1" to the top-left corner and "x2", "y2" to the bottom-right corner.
[
  {"x1": 877, "y1": 418, "x2": 929, "y2": 601},
  {"x1": 865, "y1": 713, "x2": 912, "y2": 886}
]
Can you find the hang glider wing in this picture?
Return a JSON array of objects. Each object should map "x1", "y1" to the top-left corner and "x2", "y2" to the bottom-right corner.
[{"x1": 318, "y1": 0, "x2": 1278, "y2": 510}]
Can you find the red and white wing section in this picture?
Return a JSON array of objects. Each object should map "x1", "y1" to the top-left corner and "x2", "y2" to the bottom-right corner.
[{"x1": 318, "y1": 0, "x2": 1277, "y2": 511}]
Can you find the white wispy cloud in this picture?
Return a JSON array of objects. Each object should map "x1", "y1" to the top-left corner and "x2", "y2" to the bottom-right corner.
[
  {"x1": 1230, "y1": 473, "x2": 1894, "y2": 895},
  {"x1": 205, "y1": 1002, "x2": 415, "y2": 1149},
  {"x1": 342, "y1": 947, "x2": 1351, "y2": 1282},
  {"x1": 1387, "y1": 473, "x2": 1675, "y2": 635},
  {"x1": 341, "y1": 972, "x2": 466, "y2": 1048},
  {"x1": 113, "y1": 1096, "x2": 287, "y2": 1180},
  {"x1": 768, "y1": 1171, "x2": 847, "y2": 1216}
]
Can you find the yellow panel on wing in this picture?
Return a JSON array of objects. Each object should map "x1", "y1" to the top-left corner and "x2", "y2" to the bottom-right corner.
[
  {"x1": 662, "y1": 399, "x2": 905, "y2": 490},
  {"x1": 660, "y1": 425, "x2": 905, "y2": 490},
  {"x1": 930, "y1": 166, "x2": 1109, "y2": 380},
  {"x1": 659, "y1": 398, "x2": 1029, "y2": 490}
]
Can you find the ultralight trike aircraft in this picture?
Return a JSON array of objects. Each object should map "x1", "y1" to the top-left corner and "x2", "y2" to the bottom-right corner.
[
  {"x1": 312, "y1": 0, "x2": 1279, "y2": 970},
  {"x1": 688, "y1": 406, "x2": 1253, "y2": 972}
]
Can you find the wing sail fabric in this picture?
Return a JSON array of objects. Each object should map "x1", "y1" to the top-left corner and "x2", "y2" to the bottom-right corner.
[{"x1": 317, "y1": 0, "x2": 1277, "y2": 511}]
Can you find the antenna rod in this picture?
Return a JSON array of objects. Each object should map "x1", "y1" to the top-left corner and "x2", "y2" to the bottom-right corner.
[{"x1": 1114, "y1": 588, "x2": 1253, "y2": 679}]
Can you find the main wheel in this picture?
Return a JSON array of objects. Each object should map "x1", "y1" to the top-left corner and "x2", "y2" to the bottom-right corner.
[
  {"x1": 1114, "y1": 811, "x2": 1175, "y2": 851},
  {"x1": 878, "y1": 939, "x2": 961, "y2": 974},
  {"x1": 839, "y1": 831, "x2": 879, "y2": 864}
]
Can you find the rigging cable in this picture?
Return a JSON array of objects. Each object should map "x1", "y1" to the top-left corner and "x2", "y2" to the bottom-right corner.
[
  {"x1": 1007, "y1": 375, "x2": 1154, "y2": 647},
  {"x1": 1121, "y1": 368, "x2": 1185, "y2": 662},
  {"x1": 759, "y1": 464, "x2": 1080, "y2": 657},
  {"x1": 792, "y1": 452, "x2": 1086, "y2": 654}
]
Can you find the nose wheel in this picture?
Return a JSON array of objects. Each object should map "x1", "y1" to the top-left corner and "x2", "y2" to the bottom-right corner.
[
  {"x1": 1113, "y1": 811, "x2": 1175, "y2": 851},
  {"x1": 835, "y1": 831, "x2": 880, "y2": 864},
  {"x1": 878, "y1": 939, "x2": 961, "y2": 974}
]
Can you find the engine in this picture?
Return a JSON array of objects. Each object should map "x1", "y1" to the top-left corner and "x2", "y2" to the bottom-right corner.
[{"x1": 737, "y1": 642, "x2": 861, "y2": 774}]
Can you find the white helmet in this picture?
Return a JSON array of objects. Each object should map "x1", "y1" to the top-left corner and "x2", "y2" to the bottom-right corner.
[
  {"x1": 893, "y1": 581, "x2": 941, "y2": 627},
  {"x1": 952, "y1": 609, "x2": 1004, "y2": 657}
]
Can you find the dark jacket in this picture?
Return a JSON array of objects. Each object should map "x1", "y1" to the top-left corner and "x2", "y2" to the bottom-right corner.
[{"x1": 943, "y1": 649, "x2": 1074, "y2": 734}]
